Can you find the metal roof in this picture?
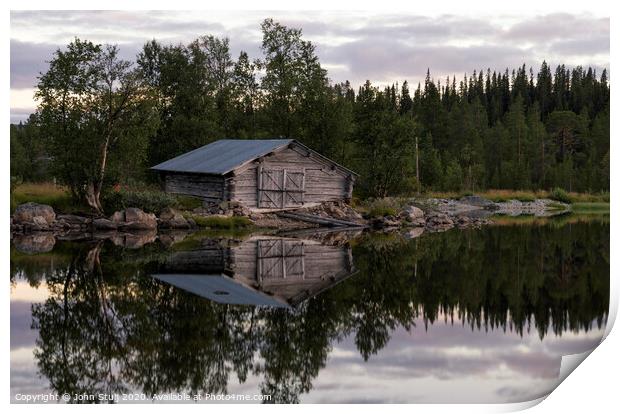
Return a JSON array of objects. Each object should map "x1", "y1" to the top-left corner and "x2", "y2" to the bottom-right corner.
[
  {"x1": 150, "y1": 138, "x2": 358, "y2": 176},
  {"x1": 150, "y1": 139, "x2": 293, "y2": 175},
  {"x1": 151, "y1": 274, "x2": 290, "y2": 308}
]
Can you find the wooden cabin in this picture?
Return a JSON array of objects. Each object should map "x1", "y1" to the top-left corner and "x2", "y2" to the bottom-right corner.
[
  {"x1": 152, "y1": 236, "x2": 357, "y2": 308},
  {"x1": 151, "y1": 139, "x2": 357, "y2": 211}
]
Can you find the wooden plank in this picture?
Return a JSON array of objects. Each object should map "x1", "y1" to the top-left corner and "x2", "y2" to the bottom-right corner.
[{"x1": 257, "y1": 163, "x2": 263, "y2": 208}]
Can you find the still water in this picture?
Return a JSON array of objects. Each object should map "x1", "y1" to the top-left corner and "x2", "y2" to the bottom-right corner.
[{"x1": 10, "y1": 215, "x2": 609, "y2": 403}]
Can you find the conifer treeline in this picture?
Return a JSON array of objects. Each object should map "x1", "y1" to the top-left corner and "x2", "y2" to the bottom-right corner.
[
  {"x1": 11, "y1": 19, "x2": 610, "y2": 197},
  {"x1": 362, "y1": 62, "x2": 610, "y2": 194}
]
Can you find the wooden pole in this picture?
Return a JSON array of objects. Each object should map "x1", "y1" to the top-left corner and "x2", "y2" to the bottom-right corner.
[{"x1": 415, "y1": 135, "x2": 420, "y2": 194}]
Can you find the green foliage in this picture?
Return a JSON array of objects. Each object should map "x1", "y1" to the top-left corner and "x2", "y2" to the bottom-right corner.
[
  {"x1": 10, "y1": 115, "x2": 48, "y2": 181},
  {"x1": 184, "y1": 214, "x2": 253, "y2": 229},
  {"x1": 362, "y1": 198, "x2": 405, "y2": 217},
  {"x1": 549, "y1": 187, "x2": 571, "y2": 203},
  {"x1": 352, "y1": 82, "x2": 417, "y2": 197},
  {"x1": 571, "y1": 202, "x2": 610, "y2": 213},
  {"x1": 14, "y1": 23, "x2": 609, "y2": 204},
  {"x1": 35, "y1": 38, "x2": 159, "y2": 212},
  {"x1": 175, "y1": 195, "x2": 204, "y2": 210},
  {"x1": 101, "y1": 189, "x2": 178, "y2": 215}
]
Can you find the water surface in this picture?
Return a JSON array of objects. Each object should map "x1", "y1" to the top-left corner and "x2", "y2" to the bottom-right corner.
[{"x1": 10, "y1": 215, "x2": 609, "y2": 403}]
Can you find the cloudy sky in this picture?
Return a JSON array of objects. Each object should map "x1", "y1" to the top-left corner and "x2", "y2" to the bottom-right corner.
[{"x1": 10, "y1": 10, "x2": 609, "y2": 123}]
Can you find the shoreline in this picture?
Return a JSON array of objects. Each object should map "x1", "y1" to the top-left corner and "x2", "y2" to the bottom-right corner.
[{"x1": 9, "y1": 196, "x2": 607, "y2": 255}]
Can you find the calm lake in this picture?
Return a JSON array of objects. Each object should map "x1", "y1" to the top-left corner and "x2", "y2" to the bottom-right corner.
[{"x1": 10, "y1": 214, "x2": 609, "y2": 403}]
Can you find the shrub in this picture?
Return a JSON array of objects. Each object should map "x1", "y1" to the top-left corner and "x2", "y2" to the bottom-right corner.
[
  {"x1": 549, "y1": 187, "x2": 571, "y2": 204},
  {"x1": 102, "y1": 189, "x2": 178, "y2": 215},
  {"x1": 366, "y1": 198, "x2": 399, "y2": 217}
]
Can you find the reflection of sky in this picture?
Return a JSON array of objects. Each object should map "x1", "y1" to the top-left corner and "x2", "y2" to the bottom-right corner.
[{"x1": 10, "y1": 279, "x2": 604, "y2": 404}]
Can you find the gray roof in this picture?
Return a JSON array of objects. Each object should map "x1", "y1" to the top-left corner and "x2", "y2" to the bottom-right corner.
[
  {"x1": 151, "y1": 139, "x2": 293, "y2": 175},
  {"x1": 151, "y1": 274, "x2": 290, "y2": 308},
  {"x1": 151, "y1": 139, "x2": 357, "y2": 176}
]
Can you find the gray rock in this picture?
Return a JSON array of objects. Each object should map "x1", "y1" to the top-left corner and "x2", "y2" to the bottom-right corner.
[
  {"x1": 403, "y1": 227, "x2": 424, "y2": 239},
  {"x1": 117, "y1": 208, "x2": 157, "y2": 230},
  {"x1": 111, "y1": 231, "x2": 157, "y2": 249},
  {"x1": 371, "y1": 215, "x2": 401, "y2": 229},
  {"x1": 13, "y1": 202, "x2": 56, "y2": 225},
  {"x1": 56, "y1": 214, "x2": 91, "y2": 229},
  {"x1": 158, "y1": 207, "x2": 190, "y2": 229},
  {"x1": 400, "y1": 205, "x2": 425, "y2": 221},
  {"x1": 110, "y1": 211, "x2": 125, "y2": 223},
  {"x1": 12, "y1": 233, "x2": 56, "y2": 254},
  {"x1": 32, "y1": 216, "x2": 50, "y2": 228},
  {"x1": 93, "y1": 218, "x2": 118, "y2": 230}
]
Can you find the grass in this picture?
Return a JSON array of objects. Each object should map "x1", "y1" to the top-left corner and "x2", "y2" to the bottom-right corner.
[
  {"x1": 10, "y1": 182, "x2": 87, "y2": 214},
  {"x1": 571, "y1": 202, "x2": 610, "y2": 213},
  {"x1": 183, "y1": 213, "x2": 254, "y2": 229},
  {"x1": 11, "y1": 182, "x2": 205, "y2": 216},
  {"x1": 176, "y1": 195, "x2": 204, "y2": 210}
]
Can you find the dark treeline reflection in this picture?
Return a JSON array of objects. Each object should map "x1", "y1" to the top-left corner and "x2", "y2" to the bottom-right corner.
[{"x1": 11, "y1": 219, "x2": 609, "y2": 403}]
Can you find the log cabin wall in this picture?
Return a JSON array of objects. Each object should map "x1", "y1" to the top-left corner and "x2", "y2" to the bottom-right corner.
[
  {"x1": 230, "y1": 238, "x2": 353, "y2": 303},
  {"x1": 230, "y1": 144, "x2": 354, "y2": 210},
  {"x1": 164, "y1": 172, "x2": 225, "y2": 203}
]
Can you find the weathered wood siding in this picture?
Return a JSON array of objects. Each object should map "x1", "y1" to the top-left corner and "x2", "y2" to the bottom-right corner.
[
  {"x1": 164, "y1": 173, "x2": 225, "y2": 203},
  {"x1": 230, "y1": 238, "x2": 354, "y2": 304},
  {"x1": 158, "y1": 237, "x2": 355, "y2": 306},
  {"x1": 231, "y1": 144, "x2": 354, "y2": 209}
]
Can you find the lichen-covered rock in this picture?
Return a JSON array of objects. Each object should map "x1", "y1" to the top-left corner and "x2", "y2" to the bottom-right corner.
[
  {"x1": 399, "y1": 205, "x2": 425, "y2": 222},
  {"x1": 13, "y1": 203, "x2": 56, "y2": 225},
  {"x1": 117, "y1": 208, "x2": 157, "y2": 230},
  {"x1": 158, "y1": 207, "x2": 190, "y2": 229}
]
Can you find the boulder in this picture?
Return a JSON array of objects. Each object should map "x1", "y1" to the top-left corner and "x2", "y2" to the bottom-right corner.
[
  {"x1": 93, "y1": 218, "x2": 118, "y2": 230},
  {"x1": 13, "y1": 203, "x2": 56, "y2": 225},
  {"x1": 425, "y1": 212, "x2": 454, "y2": 232},
  {"x1": 110, "y1": 211, "x2": 125, "y2": 223},
  {"x1": 12, "y1": 233, "x2": 56, "y2": 254},
  {"x1": 111, "y1": 207, "x2": 157, "y2": 230},
  {"x1": 370, "y1": 215, "x2": 401, "y2": 229},
  {"x1": 399, "y1": 205, "x2": 425, "y2": 221},
  {"x1": 158, "y1": 207, "x2": 190, "y2": 229}
]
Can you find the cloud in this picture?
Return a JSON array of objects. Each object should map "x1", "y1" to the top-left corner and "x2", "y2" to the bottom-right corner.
[
  {"x1": 502, "y1": 13, "x2": 609, "y2": 42},
  {"x1": 9, "y1": 11, "x2": 610, "y2": 123},
  {"x1": 10, "y1": 40, "x2": 55, "y2": 89}
]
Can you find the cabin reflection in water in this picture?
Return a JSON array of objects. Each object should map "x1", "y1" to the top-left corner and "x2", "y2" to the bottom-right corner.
[{"x1": 152, "y1": 236, "x2": 356, "y2": 308}]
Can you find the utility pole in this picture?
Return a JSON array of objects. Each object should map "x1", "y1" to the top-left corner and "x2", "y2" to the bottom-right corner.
[{"x1": 415, "y1": 135, "x2": 420, "y2": 194}]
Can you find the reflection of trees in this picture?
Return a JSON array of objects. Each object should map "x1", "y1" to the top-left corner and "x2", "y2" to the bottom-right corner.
[{"x1": 24, "y1": 220, "x2": 609, "y2": 403}]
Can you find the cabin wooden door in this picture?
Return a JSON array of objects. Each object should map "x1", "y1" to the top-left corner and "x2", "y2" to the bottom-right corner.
[
  {"x1": 256, "y1": 239, "x2": 305, "y2": 282},
  {"x1": 258, "y1": 168, "x2": 305, "y2": 208}
]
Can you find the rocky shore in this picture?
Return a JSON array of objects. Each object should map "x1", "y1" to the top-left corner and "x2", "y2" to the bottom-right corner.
[{"x1": 10, "y1": 195, "x2": 570, "y2": 253}]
